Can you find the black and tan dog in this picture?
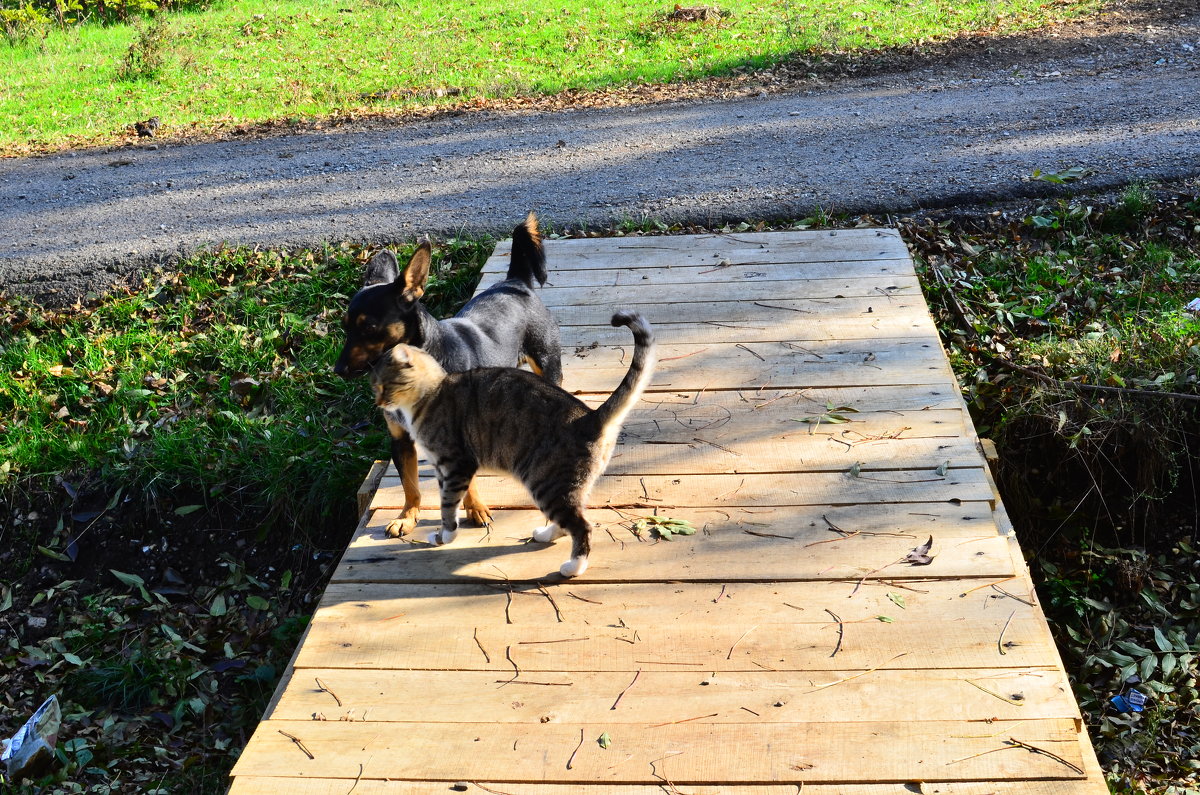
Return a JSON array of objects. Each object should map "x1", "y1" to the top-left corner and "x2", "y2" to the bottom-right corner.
[{"x1": 335, "y1": 213, "x2": 562, "y2": 538}]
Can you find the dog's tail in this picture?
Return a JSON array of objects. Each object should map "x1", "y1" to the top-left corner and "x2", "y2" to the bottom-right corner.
[
  {"x1": 507, "y1": 212, "x2": 548, "y2": 287},
  {"x1": 591, "y1": 312, "x2": 657, "y2": 432}
]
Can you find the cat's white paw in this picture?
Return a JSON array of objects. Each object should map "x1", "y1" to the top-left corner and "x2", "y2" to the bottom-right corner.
[
  {"x1": 532, "y1": 524, "x2": 565, "y2": 543},
  {"x1": 559, "y1": 557, "x2": 589, "y2": 578},
  {"x1": 427, "y1": 528, "x2": 458, "y2": 546}
]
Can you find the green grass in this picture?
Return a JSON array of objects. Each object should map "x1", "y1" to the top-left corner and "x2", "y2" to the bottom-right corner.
[
  {"x1": 0, "y1": 236, "x2": 493, "y2": 528},
  {"x1": 1, "y1": 0, "x2": 1101, "y2": 152}
]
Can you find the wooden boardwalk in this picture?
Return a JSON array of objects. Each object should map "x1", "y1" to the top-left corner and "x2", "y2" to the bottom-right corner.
[{"x1": 228, "y1": 229, "x2": 1107, "y2": 794}]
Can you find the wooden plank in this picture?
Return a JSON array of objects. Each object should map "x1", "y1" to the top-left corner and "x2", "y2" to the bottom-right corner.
[
  {"x1": 356, "y1": 460, "x2": 388, "y2": 518},
  {"x1": 558, "y1": 338, "x2": 954, "y2": 393},
  {"x1": 537, "y1": 279, "x2": 920, "y2": 308},
  {"x1": 623, "y1": 384, "x2": 965, "y2": 413},
  {"x1": 269, "y1": 667, "x2": 1077, "y2": 724},
  {"x1": 524, "y1": 258, "x2": 917, "y2": 289},
  {"x1": 484, "y1": 228, "x2": 909, "y2": 270},
  {"x1": 315, "y1": 578, "x2": 1041, "y2": 628},
  {"x1": 554, "y1": 296, "x2": 930, "y2": 345},
  {"x1": 338, "y1": 504, "x2": 1012, "y2": 583},
  {"x1": 292, "y1": 615, "x2": 1058, "y2": 672},
  {"x1": 230, "y1": 717, "x2": 1085, "y2": 782},
  {"x1": 231, "y1": 781, "x2": 1107, "y2": 795},
  {"x1": 384, "y1": 468, "x2": 996, "y2": 512}
]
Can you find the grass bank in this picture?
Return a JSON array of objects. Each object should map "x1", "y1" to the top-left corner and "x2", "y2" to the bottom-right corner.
[{"x1": 0, "y1": 0, "x2": 1101, "y2": 152}]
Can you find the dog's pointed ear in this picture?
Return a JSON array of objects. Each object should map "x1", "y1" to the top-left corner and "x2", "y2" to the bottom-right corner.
[
  {"x1": 364, "y1": 250, "x2": 400, "y2": 286},
  {"x1": 402, "y1": 241, "x2": 432, "y2": 300}
]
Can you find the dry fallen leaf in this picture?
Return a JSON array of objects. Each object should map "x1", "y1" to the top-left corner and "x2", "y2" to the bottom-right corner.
[{"x1": 905, "y1": 535, "x2": 935, "y2": 565}]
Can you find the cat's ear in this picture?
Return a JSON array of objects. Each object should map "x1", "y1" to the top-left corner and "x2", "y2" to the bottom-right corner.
[
  {"x1": 363, "y1": 250, "x2": 400, "y2": 286},
  {"x1": 402, "y1": 241, "x2": 432, "y2": 300},
  {"x1": 388, "y1": 345, "x2": 415, "y2": 367}
]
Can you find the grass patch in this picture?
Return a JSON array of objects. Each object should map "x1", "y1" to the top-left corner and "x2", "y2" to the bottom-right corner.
[
  {"x1": 0, "y1": 233, "x2": 492, "y2": 791},
  {"x1": 1, "y1": 0, "x2": 1102, "y2": 151},
  {"x1": 906, "y1": 188, "x2": 1200, "y2": 793}
]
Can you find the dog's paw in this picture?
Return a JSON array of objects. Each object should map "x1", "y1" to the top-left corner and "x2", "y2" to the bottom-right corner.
[
  {"x1": 559, "y1": 556, "x2": 589, "y2": 578},
  {"x1": 385, "y1": 515, "x2": 417, "y2": 538},
  {"x1": 532, "y1": 523, "x2": 565, "y2": 543},
  {"x1": 465, "y1": 502, "x2": 493, "y2": 528}
]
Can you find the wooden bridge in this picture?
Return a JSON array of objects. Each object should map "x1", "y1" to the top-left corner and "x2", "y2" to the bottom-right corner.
[{"x1": 228, "y1": 228, "x2": 1108, "y2": 793}]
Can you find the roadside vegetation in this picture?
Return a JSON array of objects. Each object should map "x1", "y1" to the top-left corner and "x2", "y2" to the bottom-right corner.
[
  {"x1": 0, "y1": 0, "x2": 1102, "y2": 153},
  {"x1": 2, "y1": 186, "x2": 1198, "y2": 792}
]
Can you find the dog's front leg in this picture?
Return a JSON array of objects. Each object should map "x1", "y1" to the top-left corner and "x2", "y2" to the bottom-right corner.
[
  {"x1": 383, "y1": 415, "x2": 421, "y2": 538},
  {"x1": 462, "y1": 477, "x2": 493, "y2": 527}
]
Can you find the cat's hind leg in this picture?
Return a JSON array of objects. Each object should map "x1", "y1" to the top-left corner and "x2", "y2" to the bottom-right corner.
[{"x1": 545, "y1": 507, "x2": 592, "y2": 578}]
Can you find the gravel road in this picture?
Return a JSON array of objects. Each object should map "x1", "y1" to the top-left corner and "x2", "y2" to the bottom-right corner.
[{"x1": 2, "y1": 3, "x2": 1198, "y2": 305}]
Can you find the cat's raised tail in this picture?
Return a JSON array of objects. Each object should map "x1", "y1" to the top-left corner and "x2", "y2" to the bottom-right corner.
[{"x1": 592, "y1": 312, "x2": 657, "y2": 434}]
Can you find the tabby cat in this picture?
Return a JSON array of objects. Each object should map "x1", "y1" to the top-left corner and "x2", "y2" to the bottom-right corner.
[{"x1": 371, "y1": 311, "x2": 656, "y2": 578}]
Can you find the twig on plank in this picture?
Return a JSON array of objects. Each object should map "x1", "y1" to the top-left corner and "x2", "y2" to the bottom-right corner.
[
  {"x1": 566, "y1": 728, "x2": 585, "y2": 770},
  {"x1": 537, "y1": 584, "x2": 564, "y2": 622},
  {"x1": 494, "y1": 680, "x2": 573, "y2": 686},
  {"x1": 727, "y1": 626, "x2": 757, "y2": 660},
  {"x1": 611, "y1": 670, "x2": 641, "y2": 710},
  {"x1": 959, "y1": 575, "x2": 1019, "y2": 597},
  {"x1": 998, "y1": 610, "x2": 1016, "y2": 656},
  {"x1": 659, "y1": 348, "x2": 709, "y2": 362},
  {"x1": 744, "y1": 528, "x2": 794, "y2": 540},
  {"x1": 567, "y1": 591, "x2": 603, "y2": 605},
  {"x1": 754, "y1": 301, "x2": 812, "y2": 313},
  {"x1": 740, "y1": 706, "x2": 760, "y2": 716},
  {"x1": 650, "y1": 713, "x2": 720, "y2": 728},
  {"x1": 1004, "y1": 737, "x2": 1085, "y2": 775},
  {"x1": 735, "y1": 343, "x2": 765, "y2": 361},
  {"x1": 472, "y1": 783, "x2": 519, "y2": 795},
  {"x1": 497, "y1": 645, "x2": 520, "y2": 687},
  {"x1": 992, "y1": 584, "x2": 1036, "y2": 606},
  {"x1": 473, "y1": 627, "x2": 492, "y2": 664},
  {"x1": 802, "y1": 652, "x2": 908, "y2": 694},
  {"x1": 964, "y1": 678, "x2": 1026, "y2": 706},
  {"x1": 315, "y1": 677, "x2": 342, "y2": 707},
  {"x1": 713, "y1": 583, "x2": 728, "y2": 603},
  {"x1": 824, "y1": 609, "x2": 844, "y2": 658},
  {"x1": 518, "y1": 637, "x2": 590, "y2": 645},
  {"x1": 277, "y1": 730, "x2": 314, "y2": 759},
  {"x1": 346, "y1": 763, "x2": 364, "y2": 794}
]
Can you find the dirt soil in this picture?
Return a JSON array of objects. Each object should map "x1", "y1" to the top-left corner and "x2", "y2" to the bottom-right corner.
[{"x1": 1, "y1": 0, "x2": 1198, "y2": 306}]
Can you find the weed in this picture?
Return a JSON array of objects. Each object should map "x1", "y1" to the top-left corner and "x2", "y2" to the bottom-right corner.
[
  {"x1": 116, "y1": 14, "x2": 171, "y2": 81},
  {"x1": 1, "y1": 3, "x2": 51, "y2": 46}
]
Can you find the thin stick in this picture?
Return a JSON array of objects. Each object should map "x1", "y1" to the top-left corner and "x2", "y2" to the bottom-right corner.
[
  {"x1": 740, "y1": 706, "x2": 760, "y2": 716},
  {"x1": 315, "y1": 677, "x2": 342, "y2": 707},
  {"x1": 567, "y1": 591, "x2": 603, "y2": 605},
  {"x1": 743, "y1": 528, "x2": 794, "y2": 540},
  {"x1": 473, "y1": 628, "x2": 492, "y2": 663},
  {"x1": 959, "y1": 575, "x2": 1018, "y2": 597},
  {"x1": 991, "y1": 584, "x2": 1036, "y2": 606},
  {"x1": 277, "y1": 730, "x2": 314, "y2": 759},
  {"x1": 1004, "y1": 737, "x2": 1085, "y2": 775},
  {"x1": 727, "y1": 625, "x2": 757, "y2": 660},
  {"x1": 802, "y1": 652, "x2": 908, "y2": 694},
  {"x1": 755, "y1": 301, "x2": 811, "y2": 313},
  {"x1": 735, "y1": 343, "x2": 765, "y2": 361},
  {"x1": 498, "y1": 645, "x2": 520, "y2": 687},
  {"x1": 566, "y1": 728, "x2": 585, "y2": 770},
  {"x1": 472, "y1": 783, "x2": 519, "y2": 795},
  {"x1": 650, "y1": 712, "x2": 720, "y2": 728},
  {"x1": 536, "y1": 584, "x2": 564, "y2": 622},
  {"x1": 713, "y1": 583, "x2": 728, "y2": 603},
  {"x1": 694, "y1": 437, "x2": 741, "y2": 456},
  {"x1": 494, "y1": 680, "x2": 573, "y2": 686},
  {"x1": 998, "y1": 610, "x2": 1016, "y2": 655},
  {"x1": 346, "y1": 764, "x2": 364, "y2": 794},
  {"x1": 964, "y1": 678, "x2": 1026, "y2": 706},
  {"x1": 824, "y1": 609, "x2": 844, "y2": 658},
  {"x1": 611, "y1": 670, "x2": 641, "y2": 710},
  {"x1": 518, "y1": 637, "x2": 589, "y2": 645},
  {"x1": 504, "y1": 586, "x2": 513, "y2": 624},
  {"x1": 659, "y1": 348, "x2": 708, "y2": 362}
]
